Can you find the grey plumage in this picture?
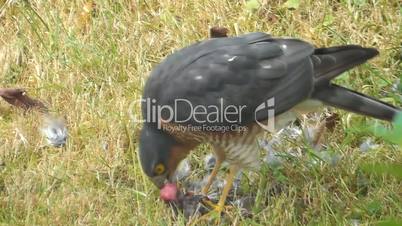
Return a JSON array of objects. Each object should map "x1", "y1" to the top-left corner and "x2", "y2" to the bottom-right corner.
[
  {"x1": 143, "y1": 32, "x2": 315, "y2": 127},
  {"x1": 139, "y1": 32, "x2": 401, "y2": 194},
  {"x1": 310, "y1": 45, "x2": 399, "y2": 121},
  {"x1": 312, "y1": 84, "x2": 398, "y2": 121},
  {"x1": 143, "y1": 32, "x2": 400, "y2": 129}
]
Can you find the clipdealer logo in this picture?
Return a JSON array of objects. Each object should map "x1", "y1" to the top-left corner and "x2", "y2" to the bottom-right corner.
[{"x1": 128, "y1": 97, "x2": 276, "y2": 132}]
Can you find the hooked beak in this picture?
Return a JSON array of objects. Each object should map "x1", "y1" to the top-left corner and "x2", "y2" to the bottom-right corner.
[{"x1": 151, "y1": 174, "x2": 170, "y2": 189}]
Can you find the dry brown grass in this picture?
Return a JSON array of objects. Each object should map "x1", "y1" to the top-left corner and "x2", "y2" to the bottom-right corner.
[{"x1": 0, "y1": 0, "x2": 401, "y2": 225}]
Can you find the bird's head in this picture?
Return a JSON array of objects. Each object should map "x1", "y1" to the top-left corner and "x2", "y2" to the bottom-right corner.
[{"x1": 139, "y1": 124, "x2": 190, "y2": 189}]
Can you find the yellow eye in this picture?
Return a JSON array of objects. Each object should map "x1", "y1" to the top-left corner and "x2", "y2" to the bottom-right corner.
[{"x1": 154, "y1": 163, "x2": 165, "y2": 175}]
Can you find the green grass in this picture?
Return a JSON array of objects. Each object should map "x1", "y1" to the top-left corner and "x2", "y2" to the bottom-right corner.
[{"x1": 0, "y1": 0, "x2": 401, "y2": 225}]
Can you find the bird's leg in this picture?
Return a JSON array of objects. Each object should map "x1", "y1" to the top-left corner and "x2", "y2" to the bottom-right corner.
[
  {"x1": 202, "y1": 165, "x2": 239, "y2": 212},
  {"x1": 214, "y1": 165, "x2": 239, "y2": 213},
  {"x1": 201, "y1": 158, "x2": 222, "y2": 195},
  {"x1": 201, "y1": 147, "x2": 225, "y2": 209},
  {"x1": 195, "y1": 165, "x2": 239, "y2": 225}
]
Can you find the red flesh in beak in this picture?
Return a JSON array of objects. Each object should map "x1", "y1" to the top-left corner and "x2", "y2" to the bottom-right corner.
[{"x1": 160, "y1": 183, "x2": 178, "y2": 202}]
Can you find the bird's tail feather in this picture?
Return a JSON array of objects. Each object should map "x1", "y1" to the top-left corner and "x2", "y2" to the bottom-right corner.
[
  {"x1": 312, "y1": 84, "x2": 400, "y2": 122},
  {"x1": 312, "y1": 45, "x2": 378, "y2": 85}
]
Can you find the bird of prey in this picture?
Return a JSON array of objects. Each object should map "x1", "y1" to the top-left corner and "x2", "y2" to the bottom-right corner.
[{"x1": 138, "y1": 32, "x2": 400, "y2": 214}]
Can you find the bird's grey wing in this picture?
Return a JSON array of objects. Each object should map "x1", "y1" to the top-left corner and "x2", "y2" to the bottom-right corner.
[
  {"x1": 310, "y1": 45, "x2": 399, "y2": 121},
  {"x1": 143, "y1": 33, "x2": 315, "y2": 127}
]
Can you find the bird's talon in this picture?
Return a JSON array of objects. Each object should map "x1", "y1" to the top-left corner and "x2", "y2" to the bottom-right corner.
[
  {"x1": 201, "y1": 197, "x2": 232, "y2": 213},
  {"x1": 201, "y1": 197, "x2": 217, "y2": 209}
]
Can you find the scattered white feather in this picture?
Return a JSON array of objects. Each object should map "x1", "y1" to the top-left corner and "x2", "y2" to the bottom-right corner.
[
  {"x1": 232, "y1": 171, "x2": 243, "y2": 192},
  {"x1": 102, "y1": 141, "x2": 109, "y2": 152},
  {"x1": 187, "y1": 180, "x2": 204, "y2": 193},
  {"x1": 303, "y1": 125, "x2": 325, "y2": 151},
  {"x1": 260, "y1": 139, "x2": 283, "y2": 168},
  {"x1": 204, "y1": 154, "x2": 216, "y2": 171},
  {"x1": 359, "y1": 138, "x2": 379, "y2": 153},
  {"x1": 41, "y1": 117, "x2": 67, "y2": 147},
  {"x1": 14, "y1": 128, "x2": 28, "y2": 146},
  {"x1": 311, "y1": 151, "x2": 341, "y2": 166},
  {"x1": 215, "y1": 179, "x2": 225, "y2": 190},
  {"x1": 350, "y1": 219, "x2": 360, "y2": 226},
  {"x1": 391, "y1": 78, "x2": 400, "y2": 92},
  {"x1": 278, "y1": 126, "x2": 303, "y2": 139},
  {"x1": 174, "y1": 159, "x2": 191, "y2": 181},
  {"x1": 303, "y1": 126, "x2": 316, "y2": 144},
  {"x1": 233, "y1": 196, "x2": 255, "y2": 210}
]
